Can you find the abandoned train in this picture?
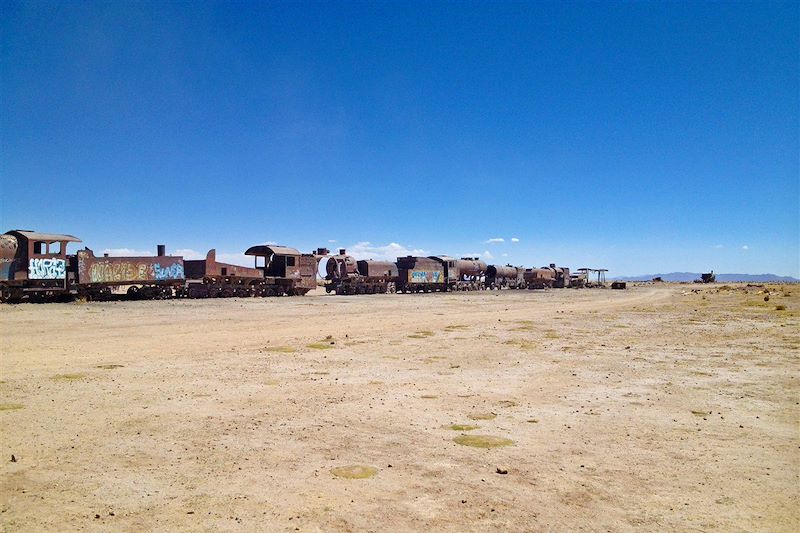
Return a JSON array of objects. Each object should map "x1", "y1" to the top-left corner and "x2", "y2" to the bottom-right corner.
[{"x1": 0, "y1": 230, "x2": 592, "y2": 302}]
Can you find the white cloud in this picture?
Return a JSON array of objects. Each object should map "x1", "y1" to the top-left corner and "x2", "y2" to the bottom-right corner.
[
  {"x1": 216, "y1": 252, "x2": 252, "y2": 266},
  {"x1": 485, "y1": 238, "x2": 505, "y2": 244},
  {"x1": 713, "y1": 244, "x2": 724, "y2": 249},
  {"x1": 327, "y1": 239, "x2": 337, "y2": 243},
  {"x1": 347, "y1": 242, "x2": 428, "y2": 261},
  {"x1": 502, "y1": 253, "x2": 508, "y2": 257},
  {"x1": 741, "y1": 245, "x2": 749, "y2": 250},
  {"x1": 102, "y1": 248, "x2": 154, "y2": 257},
  {"x1": 174, "y1": 248, "x2": 205, "y2": 260},
  {"x1": 511, "y1": 237, "x2": 520, "y2": 243},
  {"x1": 483, "y1": 250, "x2": 494, "y2": 260}
]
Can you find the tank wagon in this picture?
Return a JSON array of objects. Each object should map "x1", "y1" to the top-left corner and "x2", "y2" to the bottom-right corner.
[
  {"x1": 321, "y1": 248, "x2": 397, "y2": 295},
  {"x1": 428, "y1": 256, "x2": 487, "y2": 291},
  {"x1": 485, "y1": 265, "x2": 525, "y2": 289},
  {"x1": 523, "y1": 264, "x2": 571, "y2": 289}
]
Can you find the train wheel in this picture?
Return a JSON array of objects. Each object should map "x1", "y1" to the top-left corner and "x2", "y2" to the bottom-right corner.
[
  {"x1": 127, "y1": 286, "x2": 141, "y2": 299},
  {"x1": 0, "y1": 286, "x2": 11, "y2": 303}
]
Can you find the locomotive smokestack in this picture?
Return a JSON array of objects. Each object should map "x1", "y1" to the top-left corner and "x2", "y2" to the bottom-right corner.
[
  {"x1": 339, "y1": 248, "x2": 346, "y2": 255},
  {"x1": 157, "y1": 244, "x2": 166, "y2": 257}
]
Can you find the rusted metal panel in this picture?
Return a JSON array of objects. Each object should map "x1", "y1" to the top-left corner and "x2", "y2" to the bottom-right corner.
[
  {"x1": 244, "y1": 245, "x2": 301, "y2": 257},
  {"x1": 396, "y1": 256, "x2": 445, "y2": 289},
  {"x1": 76, "y1": 249, "x2": 185, "y2": 285},
  {"x1": 408, "y1": 269, "x2": 445, "y2": 284},
  {"x1": 456, "y1": 258, "x2": 487, "y2": 278},
  {"x1": 8, "y1": 230, "x2": 81, "y2": 243},
  {"x1": 297, "y1": 255, "x2": 318, "y2": 290},
  {"x1": 357, "y1": 260, "x2": 398, "y2": 278},
  {"x1": 325, "y1": 254, "x2": 358, "y2": 280},
  {"x1": 611, "y1": 281, "x2": 627, "y2": 289},
  {"x1": 184, "y1": 249, "x2": 262, "y2": 279},
  {"x1": 523, "y1": 268, "x2": 555, "y2": 288}
]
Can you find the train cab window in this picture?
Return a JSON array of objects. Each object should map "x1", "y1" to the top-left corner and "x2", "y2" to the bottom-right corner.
[
  {"x1": 255, "y1": 256, "x2": 265, "y2": 268},
  {"x1": 33, "y1": 241, "x2": 45, "y2": 254},
  {"x1": 448, "y1": 261, "x2": 455, "y2": 268},
  {"x1": 286, "y1": 256, "x2": 296, "y2": 267},
  {"x1": 52, "y1": 242, "x2": 63, "y2": 254}
]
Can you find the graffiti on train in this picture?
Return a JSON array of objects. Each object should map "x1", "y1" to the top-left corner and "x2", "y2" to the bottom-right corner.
[
  {"x1": 84, "y1": 260, "x2": 185, "y2": 283},
  {"x1": 29, "y1": 258, "x2": 66, "y2": 279},
  {"x1": 153, "y1": 262, "x2": 184, "y2": 280}
]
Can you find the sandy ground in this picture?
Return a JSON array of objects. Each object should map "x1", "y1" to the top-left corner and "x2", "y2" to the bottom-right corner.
[{"x1": 0, "y1": 283, "x2": 798, "y2": 531}]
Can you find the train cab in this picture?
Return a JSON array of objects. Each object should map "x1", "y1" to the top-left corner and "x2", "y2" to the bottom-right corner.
[{"x1": 0, "y1": 230, "x2": 82, "y2": 301}]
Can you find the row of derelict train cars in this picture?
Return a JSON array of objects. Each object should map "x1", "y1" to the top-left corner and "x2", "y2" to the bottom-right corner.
[{"x1": 0, "y1": 229, "x2": 620, "y2": 303}]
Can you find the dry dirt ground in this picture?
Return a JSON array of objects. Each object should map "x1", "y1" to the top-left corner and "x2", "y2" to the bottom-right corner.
[{"x1": 1, "y1": 283, "x2": 798, "y2": 531}]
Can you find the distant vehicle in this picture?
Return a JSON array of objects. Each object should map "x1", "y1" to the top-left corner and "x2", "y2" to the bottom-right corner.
[{"x1": 695, "y1": 271, "x2": 716, "y2": 283}]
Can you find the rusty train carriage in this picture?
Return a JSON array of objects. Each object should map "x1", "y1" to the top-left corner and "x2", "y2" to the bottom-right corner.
[
  {"x1": 76, "y1": 247, "x2": 185, "y2": 300},
  {"x1": 486, "y1": 265, "x2": 525, "y2": 289},
  {"x1": 396, "y1": 256, "x2": 447, "y2": 293},
  {"x1": 1, "y1": 228, "x2": 607, "y2": 303},
  {"x1": 322, "y1": 248, "x2": 398, "y2": 295}
]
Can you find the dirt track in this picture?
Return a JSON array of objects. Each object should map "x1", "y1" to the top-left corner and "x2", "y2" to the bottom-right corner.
[{"x1": 1, "y1": 284, "x2": 798, "y2": 531}]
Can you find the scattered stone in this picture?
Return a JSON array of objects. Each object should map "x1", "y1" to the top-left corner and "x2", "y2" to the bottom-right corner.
[
  {"x1": 496, "y1": 467, "x2": 508, "y2": 474},
  {"x1": 10, "y1": 454, "x2": 16, "y2": 462}
]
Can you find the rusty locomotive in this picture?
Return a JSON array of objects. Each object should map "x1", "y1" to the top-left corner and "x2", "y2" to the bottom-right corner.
[
  {"x1": 0, "y1": 230, "x2": 316, "y2": 302},
  {"x1": 1, "y1": 229, "x2": 605, "y2": 302}
]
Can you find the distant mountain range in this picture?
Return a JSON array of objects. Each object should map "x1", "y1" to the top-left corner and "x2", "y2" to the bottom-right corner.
[{"x1": 614, "y1": 272, "x2": 799, "y2": 283}]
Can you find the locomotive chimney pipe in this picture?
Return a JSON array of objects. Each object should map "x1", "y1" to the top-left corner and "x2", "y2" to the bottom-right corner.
[
  {"x1": 339, "y1": 248, "x2": 346, "y2": 255},
  {"x1": 104, "y1": 253, "x2": 109, "y2": 257},
  {"x1": 157, "y1": 244, "x2": 166, "y2": 257}
]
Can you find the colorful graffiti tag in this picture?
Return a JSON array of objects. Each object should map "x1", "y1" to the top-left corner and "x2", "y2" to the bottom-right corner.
[
  {"x1": 88, "y1": 262, "x2": 155, "y2": 283},
  {"x1": 153, "y1": 262, "x2": 184, "y2": 280},
  {"x1": 29, "y1": 258, "x2": 66, "y2": 279},
  {"x1": 409, "y1": 270, "x2": 444, "y2": 284}
]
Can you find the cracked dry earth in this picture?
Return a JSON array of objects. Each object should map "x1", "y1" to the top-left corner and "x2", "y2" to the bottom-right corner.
[{"x1": 1, "y1": 284, "x2": 798, "y2": 531}]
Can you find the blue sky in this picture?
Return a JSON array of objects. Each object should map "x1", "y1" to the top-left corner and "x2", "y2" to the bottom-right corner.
[{"x1": 2, "y1": 1, "x2": 798, "y2": 276}]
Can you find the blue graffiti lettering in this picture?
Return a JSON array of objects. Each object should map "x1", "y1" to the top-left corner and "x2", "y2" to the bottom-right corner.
[{"x1": 152, "y1": 262, "x2": 184, "y2": 280}]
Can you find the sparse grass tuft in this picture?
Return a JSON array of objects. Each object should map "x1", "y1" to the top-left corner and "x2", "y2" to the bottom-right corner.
[
  {"x1": 307, "y1": 343, "x2": 334, "y2": 350},
  {"x1": 52, "y1": 373, "x2": 87, "y2": 381},
  {"x1": 264, "y1": 346, "x2": 297, "y2": 353},
  {"x1": 453, "y1": 434, "x2": 514, "y2": 448},
  {"x1": 0, "y1": 403, "x2": 24, "y2": 411},
  {"x1": 330, "y1": 465, "x2": 378, "y2": 479},
  {"x1": 446, "y1": 424, "x2": 479, "y2": 431},
  {"x1": 468, "y1": 412, "x2": 497, "y2": 420}
]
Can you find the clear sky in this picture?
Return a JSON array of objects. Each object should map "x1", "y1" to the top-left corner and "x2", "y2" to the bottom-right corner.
[{"x1": 2, "y1": 1, "x2": 798, "y2": 276}]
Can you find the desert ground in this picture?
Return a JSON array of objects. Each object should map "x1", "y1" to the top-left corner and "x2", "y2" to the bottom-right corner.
[{"x1": 0, "y1": 283, "x2": 798, "y2": 531}]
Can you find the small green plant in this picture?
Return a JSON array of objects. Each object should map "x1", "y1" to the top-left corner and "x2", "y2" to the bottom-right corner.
[
  {"x1": 330, "y1": 465, "x2": 378, "y2": 479},
  {"x1": 52, "y1": 373, "x2": 87, "y2": 381},
  {"x1": 453, "y1": 434, "x2": 514, "y2": 448},
  {"x1": 264, "y1": 346, "x2": 296, "y2": 353}
]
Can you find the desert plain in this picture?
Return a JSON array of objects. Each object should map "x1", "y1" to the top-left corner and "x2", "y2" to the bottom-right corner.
[{"x1": 0, "y1": 283, "x2": 798, "y2": 531}]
